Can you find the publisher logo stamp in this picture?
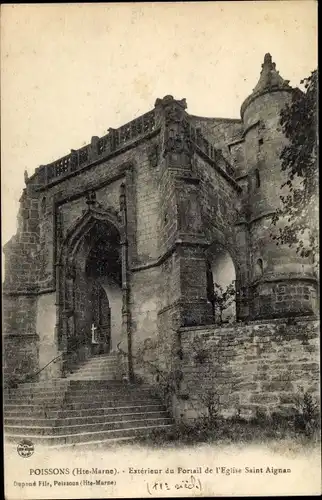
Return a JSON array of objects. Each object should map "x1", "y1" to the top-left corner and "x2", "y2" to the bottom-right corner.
[{"x1": 17, "y1": 439, "x2": 34, "y2": 458}]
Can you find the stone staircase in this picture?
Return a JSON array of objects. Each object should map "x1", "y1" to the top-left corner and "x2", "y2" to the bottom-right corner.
[
  {"x1": 67, "y1": 352, "x2": 123, "y2": 380},
  {"x1": 4, "y1": 354, "x2": 173, "y2": 447}
]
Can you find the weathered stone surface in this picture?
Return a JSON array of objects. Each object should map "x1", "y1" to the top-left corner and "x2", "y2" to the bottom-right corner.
[
  {"x1": 179, "y1": 318, "x2": 319, "y2": 419},
  {"x1": 2, "y1": 55, "x2": 319, "y2": 425}
]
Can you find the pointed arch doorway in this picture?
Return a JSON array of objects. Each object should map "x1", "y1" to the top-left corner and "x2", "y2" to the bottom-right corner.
[
  {"x1": 57, "y1": 200, "x2": 132, "y2": 376},
  {"x1": 85, "y1": 227, "x2": 122, "y2": 356}
]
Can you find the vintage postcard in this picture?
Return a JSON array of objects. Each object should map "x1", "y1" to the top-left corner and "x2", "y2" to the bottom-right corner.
[{"x1": 1, "y1": 2, "x2": 320, "y2": 498}]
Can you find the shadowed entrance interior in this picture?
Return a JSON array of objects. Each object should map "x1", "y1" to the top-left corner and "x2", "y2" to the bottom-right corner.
[
  {"x1": 64, "y1": 219, "x2": 122, "y2": 366},
  {"x1": 85, "y1": 225, "x2": 122, "y2": 355}
]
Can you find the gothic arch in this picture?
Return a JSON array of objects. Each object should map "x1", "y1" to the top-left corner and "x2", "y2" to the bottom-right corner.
[
  {"x1": 205, "y1": 237, "x2": 240, "y2": 278},
  {"x1": 205, "y1": 237, "x2": 241, "y2": 323},
  {"x1": 56, "y1": 201, "x2": 127, "y2": 373},
  {"x1": 58, "y1": 203, "x2": 124, "y2": 266}
]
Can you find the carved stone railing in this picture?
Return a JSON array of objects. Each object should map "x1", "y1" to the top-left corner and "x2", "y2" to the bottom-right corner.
[
  {"x1": 37, "y1": 109, "x2": 157, "y2": 185},
  {"x1": 33, "y1": 106, "x2": 234, "y2": 186},
  {"x1": 183, "y1": 120, "x2": 235, "y2": 178}
]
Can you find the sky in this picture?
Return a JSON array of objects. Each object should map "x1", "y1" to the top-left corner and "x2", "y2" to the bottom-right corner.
[{"x1": 1, "y1": 1, "x2": 318, "y2": 246}]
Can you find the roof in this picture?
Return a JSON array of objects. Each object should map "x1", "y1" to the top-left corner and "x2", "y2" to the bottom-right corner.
[{"x1": 240, "y1": 53, "x2": 292, "y2": 118}]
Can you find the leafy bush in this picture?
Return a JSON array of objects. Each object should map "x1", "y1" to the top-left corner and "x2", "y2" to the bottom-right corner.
[
  {"x1": 293, "y1": 391, "x2": 320, "y2": 437},
  {"x1": 139, "y1": 396, "x2": 320, "y2": 447}
]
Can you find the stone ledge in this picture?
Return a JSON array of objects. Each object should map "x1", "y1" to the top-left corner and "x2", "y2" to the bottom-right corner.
[
  {"x1": 35, "y1": 129, "x2": 160, "y2": 191},
  {"x1": 179, "y1": 315, "x2": 319, "y2": 333},
  {"x1": 3, "y1": 333, "x2": 40, "y2": 339}
]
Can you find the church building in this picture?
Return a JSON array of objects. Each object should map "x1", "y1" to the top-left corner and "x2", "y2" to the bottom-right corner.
[{"x1": 3, "y1": 55, "x2": 318, "y2": 444}]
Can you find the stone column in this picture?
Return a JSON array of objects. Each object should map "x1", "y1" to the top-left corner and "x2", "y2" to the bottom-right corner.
[
  {"x1": 155, "y1": 95, "x2": 212, "y2": 327},
  {"x1": 119, "y1": 183, "x2": 134, "y2": 381}
]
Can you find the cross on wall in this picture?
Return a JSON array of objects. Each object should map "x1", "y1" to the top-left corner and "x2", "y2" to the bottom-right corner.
[{"x1": 91, "y1": 323, "x2": 99, "y2": 344}]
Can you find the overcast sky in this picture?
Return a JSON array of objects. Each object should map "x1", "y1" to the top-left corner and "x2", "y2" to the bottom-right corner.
[{"x1": 1, "y1": 2, "x2": 318, "y2": 245}]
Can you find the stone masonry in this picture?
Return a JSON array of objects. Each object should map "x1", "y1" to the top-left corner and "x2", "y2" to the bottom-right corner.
[{"x1": 3, "y1": 54, "x2": 319, "y2": 419}]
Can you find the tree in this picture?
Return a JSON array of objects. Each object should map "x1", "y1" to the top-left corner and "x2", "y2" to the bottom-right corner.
[
  {"x1": 271, "y1": 70, "x2": 318, "y2": 269},
  {"x1": 213, "y1": 282, "x2": 236, "y2": 324}
]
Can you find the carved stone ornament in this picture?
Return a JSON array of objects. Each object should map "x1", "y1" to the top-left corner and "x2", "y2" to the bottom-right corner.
[
  {"x1": 65, "y1": 261, "x2": 76, "y2": 280},
  {"x1": 85, "y1": 190, "x2": 98, "y2": 207},
  {"x1": 163, "y1": 124, "x2": 194, "y2": 157},
  {"x1": 147, "y1": 142, "x2": 160, "y2": 167},
  {"x1": 155, "y1": 96, "x2": 187, "y2": 125}
]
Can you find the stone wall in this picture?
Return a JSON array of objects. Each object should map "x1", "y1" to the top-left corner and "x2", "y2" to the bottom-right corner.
[
  {"x1": 3, "y1": 334, "x2": 39, "y2": 380},
  {"x1": 3, "y1": 186, "x2": 41, "y2": 292},
  {"x1": 190, "y1": 116, "x2": 243, "y2": 163},
  {"x1": 177, "y1": 317, "x2": 319, "y2": 421},
  {"x1": 3, "y1": 295, "x2": 37, "y2": 334},
  {"x1": 134, "y1": 144, "x2": 160, "y2": 263},
  {"x1": 36, "y1": 292, "x2": 60, "y2": 381},
  {"x1": 194, "y1": 154, "x2": 238, "y2": 248}
]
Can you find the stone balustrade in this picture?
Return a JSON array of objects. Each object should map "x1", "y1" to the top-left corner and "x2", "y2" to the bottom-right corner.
[{"x1": 34, "y1": 108, "x2": 234, "y2": 186}]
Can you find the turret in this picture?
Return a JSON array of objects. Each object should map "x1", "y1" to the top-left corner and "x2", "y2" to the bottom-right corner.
[{"x1": 241, "y1": 54, "x2": 317, "y2": 319}]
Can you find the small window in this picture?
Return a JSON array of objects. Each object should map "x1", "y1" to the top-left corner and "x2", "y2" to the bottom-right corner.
[
  {"x1": 255, "y1": 169, "x2": 260, "y2": 189},
  {"x1": 255, "y1": 258, "x2": 264, "y2": 277},
  {"x1": 40, "y1": 196, "x2": 46, "y2": 215},
  {"x1": 258, "y1": 138, "x2": 264, "y2": 146}
]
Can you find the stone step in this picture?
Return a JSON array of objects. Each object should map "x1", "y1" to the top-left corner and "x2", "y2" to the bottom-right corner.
[
  {"x1": 69, "y1": 371, "x2": 121, "y2": 376},
  {"x1": 50, "y1": 436, "x2": 135, "y2": 449},
  {"x1": 69, "y1": 361, "x2": 120, "y2": 368},
  {"x1": 4, "y1": 403, "x2": 166, "y2": 419},
  {"x1": 67, "y1": 378, "x2": 124, "y2": 382},
  {"x1": 67, "y1": 374, "x2": 122, "y2": 379},
  {"x1": 4, "y1": 424, "x2": 173, "y2": 446},
  {"x1": 75, "y1": 359, "x2": 120, "y2": 366},
  {"x1": 4, "y1": 395, "x2": 67, "y2": 405},
  {"x1": 84, "y1": 354, "x2": 119, "y2": 360},
  {"x1": 4, "y1": 404, "x2": 64, "y2": 414},
  {"x1": 64, "y1": 392, "x2": 157, "y2": 403},
  {"x1": 4, "y1": 410, "x2": 170, "y2": 427},
  {"x1": 67, "y1": 375, "x2": 122, "y2": 381},
  {"x1": 18, "y1": 380, "x2": 70, "y2": 389},
  {"x1": 68, "y1": 370, "x2": 121, "y2": 376},
  {"x1": 63, "y1": 399, "x2": 162, "y2": 410},
  {"x1": 4, "y1": 388, "x2": 155, "y2": 404},
  {"x1": 5, "y1": 417, "x2": 172, "y2": 436},
  {"x1": 70, "y1": 364, "x2": 121, "y2": 372},
  {"x1": 4, "y1": 387, "x2": 66, "y2": 396},
  {"x1": 4, "y1": 382, "x2": 141, "y2": 395},
  {"x1": 4, "y1": 387, "x2": 152, "y2": 400},
  {"x1": 69, "y1": 380, "x2": 131, "y2": 387},
  {"x1": 4, "y1": 398, "x2": 163, "y2": 412}
]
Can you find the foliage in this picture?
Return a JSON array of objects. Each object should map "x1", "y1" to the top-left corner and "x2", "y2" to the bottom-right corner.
[
  {"x1": 293, "y1": 390, "x2": 320, "y2": 437},
  {"x1": 191, "y1": 336, "x2": 210, "y2": 365},
  {"x1": 117, "y1": 339, "x2": 183, "y2": 407},
  {"x1": 213, "y1": 281, "x2": 236, "y2": 323},
  {"x1": 197, "y1": 388, "x2": 220, "y2": 425},
  {"x1": 139, "y1": 389, "x2": 320, "y2": 446},
  {"x1": 139, "y1": 403, "x2": 320, "y2": 447},
  {"x1": 271, "y1": 70, "x2": 318, "y2": 267}
]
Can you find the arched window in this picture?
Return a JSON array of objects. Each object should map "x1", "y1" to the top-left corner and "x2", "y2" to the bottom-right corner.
[
  {"x1": 255, "y1": 258, "x2": 264, "y2": 277},
  {"x1": 208, "y1": 247, "x2": 236, "y2": 324}
]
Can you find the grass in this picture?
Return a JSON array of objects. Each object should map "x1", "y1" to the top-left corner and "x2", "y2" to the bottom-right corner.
[{"x1": 136, "y1": 413, "x2": 321, "y2": 449}]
